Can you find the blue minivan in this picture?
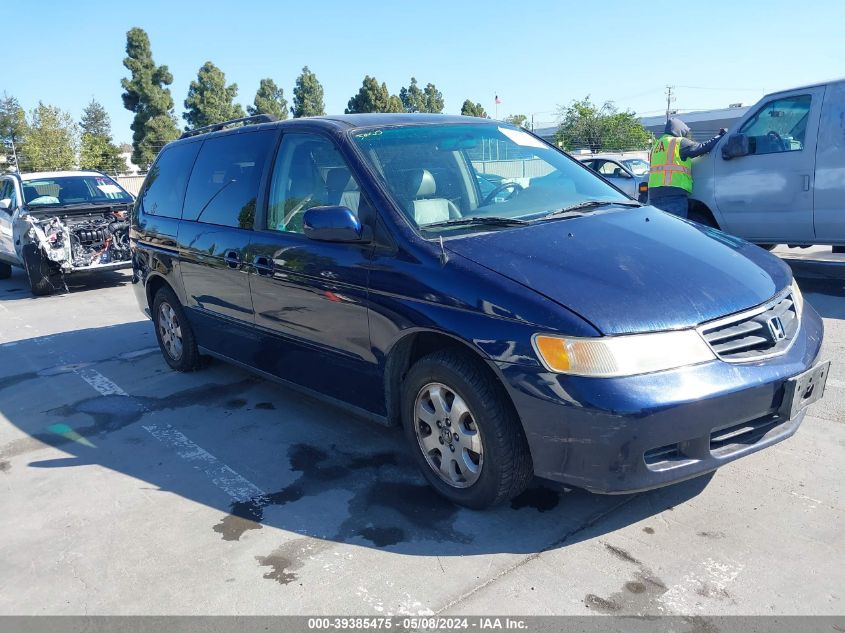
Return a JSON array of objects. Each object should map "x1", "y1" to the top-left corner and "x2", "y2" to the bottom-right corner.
[{"x1": 130, "y1": 114, "x2": 829, "y2": 508}]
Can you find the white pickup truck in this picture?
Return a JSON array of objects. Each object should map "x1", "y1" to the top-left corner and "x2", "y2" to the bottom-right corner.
[{"x1": 688, "y1": 78, "x2": 845, "y2": 251}]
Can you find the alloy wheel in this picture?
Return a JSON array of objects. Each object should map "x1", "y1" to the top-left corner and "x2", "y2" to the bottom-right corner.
[
  {"x1": 413, "y1": 382, "x2": 483, "y2": 488},
  {"x1": 158, "y1": 302, "x2": 183, "y2": 361}
]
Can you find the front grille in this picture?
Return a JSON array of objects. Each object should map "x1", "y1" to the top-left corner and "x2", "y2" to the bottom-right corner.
[{"x1": 699, "y1": 291, "x2": 798, "y2": 361}]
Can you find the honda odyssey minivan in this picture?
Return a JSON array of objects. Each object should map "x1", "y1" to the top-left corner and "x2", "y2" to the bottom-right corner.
[{"x1": 130, "y1": 113, "x2": 829, "y2": 508}]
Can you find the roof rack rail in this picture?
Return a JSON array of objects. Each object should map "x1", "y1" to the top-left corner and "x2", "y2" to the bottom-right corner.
[{"x1": 179, "y1": 114, "x2": 278, "y2": 140}]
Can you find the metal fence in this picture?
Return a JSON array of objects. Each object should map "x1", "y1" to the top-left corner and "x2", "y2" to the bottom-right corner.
[{"x1": 472, "y1": 159, "x2": 555, "y2": 179}]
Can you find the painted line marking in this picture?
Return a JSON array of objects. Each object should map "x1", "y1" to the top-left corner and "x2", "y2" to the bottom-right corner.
[{"x1": 71, "y1": 367, "x2": 266, "y2": 503}]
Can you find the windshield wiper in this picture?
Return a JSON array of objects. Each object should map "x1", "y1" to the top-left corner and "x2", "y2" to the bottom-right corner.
[
  {"x1": 541, "y1": 200, "x2": 641, "y2": 220},
  {"x1": 421, "y1": 216, "x2": 529, "y2": 230}
]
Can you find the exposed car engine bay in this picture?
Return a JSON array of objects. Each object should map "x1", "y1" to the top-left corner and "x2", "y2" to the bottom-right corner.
[{"x1": 24, "y1": 207, "x2": 132, "y2": 273}]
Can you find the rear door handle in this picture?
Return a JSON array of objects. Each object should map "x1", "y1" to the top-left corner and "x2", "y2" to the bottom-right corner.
[
  {"x1": 253, "y1": 255, "x2": 274, "y2": 276},
  {"x1": 223, "y1": 250, "x2": 240, "y2": 269}
]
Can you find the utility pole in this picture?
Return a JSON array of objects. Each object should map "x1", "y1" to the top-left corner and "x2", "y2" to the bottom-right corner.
[{"x1": 665, "y1": 85, "x2": 676, "y2": 122}]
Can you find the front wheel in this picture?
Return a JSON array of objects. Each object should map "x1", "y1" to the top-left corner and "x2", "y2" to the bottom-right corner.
[
  {"x1": 0, "y1": 261, "x2": 11, "y2": 280},
  {"x1": 22, "y1": 244, "x2": 61, "y2": 296},
  {"x1": 401, "y1": 350, "x2": 533, "y2": 509}
]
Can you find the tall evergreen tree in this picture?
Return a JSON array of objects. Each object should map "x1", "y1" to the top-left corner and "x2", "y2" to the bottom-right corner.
[
  {"x1": 399, "y1": 78, "x2": 445, "y2": 113},
  {"x1": 460, "y1": 100, "x2": 488, "y2": 118},
  {"x1": 505, "y1": 114, "x2": 528, "y2": 128},
  {"x1": 346, "y1": 76, "x2": 403, "y2": 114},
  {"x1": 291, "y1": 66, "x2": 326, "y2": 118},
  {"x1": 18, "y1": 103, "x2": 79, "y2": 172},
  {"x1": 183, "y1": 62, "x2": 245, "y2": 130},
  {"x1": 79, "y1": 99, "x2": 126, "y2": 174},
  {"x1": 421, "y1": 82, "x2": 445, "y2": 113},
  {"x1": 0, "y1": 93, "x2": 27, "y2": 169},
  {"x1": 121, "y1": 27, "x2": 179, "y2": 170},
  {"x1": 247, "y1": 78, "x2": 289, "y2": 120}
]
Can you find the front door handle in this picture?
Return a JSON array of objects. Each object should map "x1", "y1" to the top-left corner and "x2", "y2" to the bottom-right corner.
[
  {"x1": 253, "y1": 255, "x2": 274, "y2": 276},
  {"x1": 223, "y1": 250, "x2": 240, "y2": 269},
  {"x1": 802, "y1": 175, "x2": 810, "y2": 191}
]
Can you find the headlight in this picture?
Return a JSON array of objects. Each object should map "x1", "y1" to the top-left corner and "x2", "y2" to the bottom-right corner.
[
  {"x1": 791, "y1": 279, "x2": 804, "y2": 317},
  {"x1": 533, "y1": 330, "x2": 716, "y2": 377}
]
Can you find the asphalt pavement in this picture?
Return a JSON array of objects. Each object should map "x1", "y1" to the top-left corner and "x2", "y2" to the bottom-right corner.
[{"x1": 0, "y1": 260, "x2": 842, "y2": 617}]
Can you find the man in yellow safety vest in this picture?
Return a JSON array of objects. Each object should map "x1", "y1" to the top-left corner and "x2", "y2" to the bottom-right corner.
[{"x1": 648, "y1": 118, "x2": 726, "y2": 218}]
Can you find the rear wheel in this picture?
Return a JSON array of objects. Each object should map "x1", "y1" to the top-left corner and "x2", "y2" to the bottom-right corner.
[
  {"x1": 0, "y1": 261, "x2": 11, "y2": 280},
  {"x1": 401, "y1": 349, "x2": 533, "y2": 509},
  {"x1": 152, "y1": 286, "x2": 202, "y2": 372},
  {"x1": 22, "y1": 244, "x2": 61, "y2": 296},
  {"x1": 756, "y1": 244, "x2": 777, "y2": 251}
]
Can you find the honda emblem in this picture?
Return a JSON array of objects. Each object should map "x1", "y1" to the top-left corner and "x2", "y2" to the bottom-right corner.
[{"x1": 767, "y1": 316, "x2": 786, "y2": 341}]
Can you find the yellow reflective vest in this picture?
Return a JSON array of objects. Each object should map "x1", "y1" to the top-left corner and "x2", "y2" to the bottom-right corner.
[{"x1": 649, "y1": 134, "x2": 693, "y2": 192}]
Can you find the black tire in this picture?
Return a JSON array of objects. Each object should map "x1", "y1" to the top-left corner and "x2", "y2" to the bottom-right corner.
[
  {"x1": 833, "y1": 246, "x2": 845, "y2": 254},
  {"x1": 152, "y1": 286, "x2": 203, "y2": 372},
  {"x1": 401, "y1": 349, "x2": 533, "y2": 509},
  {"x1": 688, "y1": 210, "x2": 717, "y2": 229},
  {"x1": 757, "y1": 244, "x2": 777, "y2": 251},
  {"x1": 22, "y1": 244, "x2": 61, "y2": 296},
  {"x1": 0, "y1": 261, "x2": 11, "y2": 280}
]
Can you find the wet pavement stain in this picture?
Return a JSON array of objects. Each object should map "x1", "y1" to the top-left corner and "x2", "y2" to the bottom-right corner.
[
  {"x1": 0, "y1": 460, "x2": 10, "y2": 473},
  {"x1": 255, "y1": 402, "x2": 276, "y2": 410},
  {"x1": 604, "y1": 543, "x2": 641, "y2": 565},
  {"x1": 643, "y1": 526, "x2": 655, "y2": 534},
  {"x1": 510, "y1": 486, "x2": 561, "y2": 512},
  {"x1": 255, "y1": 538, "x2": 332, "y2": 585},
  {"x1": 697, "y1": 530, "x2": 726, "y2": 539},
  {"x1": 584, "y1": 593, "x2": 621, "y2": 612},
  {"x1": 357, "y1": 526, "x2": 405, "y2": 547},
  {"x1": 584, "y1": 545, "x2": 668, "y2": 613}
]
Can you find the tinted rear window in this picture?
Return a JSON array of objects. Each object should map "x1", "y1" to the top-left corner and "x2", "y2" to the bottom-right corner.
[
  {"x1": 182, "y1": 131, "x2": 275, "y2": 229},
  {"x1": 139, "y1": 142, "x2": 201, "y2": 218}
]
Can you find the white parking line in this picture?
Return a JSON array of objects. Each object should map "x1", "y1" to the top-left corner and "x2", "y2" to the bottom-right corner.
[{"x1": 72, "y1": 367, "x2": 266, "y2": 503}]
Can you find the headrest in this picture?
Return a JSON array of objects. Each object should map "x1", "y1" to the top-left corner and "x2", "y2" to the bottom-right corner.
[
  {"x1": 399, "y1": 169, "x2": 436, "y2": 198},
  {"x1": 326, "y1": 167, "x2": 354, "y2": 192}
]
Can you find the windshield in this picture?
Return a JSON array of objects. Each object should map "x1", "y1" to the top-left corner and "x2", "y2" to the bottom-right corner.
[
  {"x1": 622, "y1": 159, "x2": 649, "y2": 176},
  {"x1": 351, "y1": 123, "x2": 629, "y2": 234},
  {"x1": 22, "y1": 175, "x2": 134, "y2": 207}
]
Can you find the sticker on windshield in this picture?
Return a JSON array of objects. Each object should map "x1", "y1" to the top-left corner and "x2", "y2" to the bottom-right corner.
[
  {"x1": 498, "y1": 127, "x2": 546, "y2": 148},
  {"x1": 97, "y1": 184, "x2": 122, "y2": 194}
]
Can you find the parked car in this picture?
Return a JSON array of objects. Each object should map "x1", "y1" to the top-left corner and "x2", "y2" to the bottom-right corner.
[
  {"x1": 0, "y1": 171, "x2": 134, "y2": 295},
  {"x1": 580, "y1": 155, "x2": 649, "y2": 202},
  {"x1": 689, "y1": 78, "x2": 845, "y2": 251},
  {"x1": 131, "y1": 114, "x2": 828, "y2": 509}
]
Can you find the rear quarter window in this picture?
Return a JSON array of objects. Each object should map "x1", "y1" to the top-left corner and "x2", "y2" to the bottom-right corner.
[
  {"x1": 182, "y1": 131, "x2": 275, "y2": 229},
  {"x1": 139, "y1": 141, "x2": 202, "y2": 218}
]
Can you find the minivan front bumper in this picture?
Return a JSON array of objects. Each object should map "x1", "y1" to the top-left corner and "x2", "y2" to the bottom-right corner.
[{"x1": 498, "y1": 303, "x2": 825, "y2": 494}]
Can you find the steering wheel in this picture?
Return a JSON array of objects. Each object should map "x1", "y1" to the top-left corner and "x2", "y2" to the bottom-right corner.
[
  {"x1": 481, "y1": 182, "x2": 524, "y2": 207},
  {"x1": 766, "y1": 130, "x2": 785, "y2": 151}
]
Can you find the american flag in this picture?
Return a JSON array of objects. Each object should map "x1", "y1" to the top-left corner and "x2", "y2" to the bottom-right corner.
[{"x1": 495, "y1": 95, "x2": 501, "y2": 104}]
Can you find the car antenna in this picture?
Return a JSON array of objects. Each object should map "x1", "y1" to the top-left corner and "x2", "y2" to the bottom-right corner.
[{"x1": 439, "y1": 236, "x2": 449, "y2": 265}]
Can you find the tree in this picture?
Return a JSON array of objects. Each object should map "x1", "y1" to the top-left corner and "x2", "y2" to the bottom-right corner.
[
  {"x1": 247, "y1": 78, "x2": 289, "y2": 120},
  {"x1": 121, "y1": 27, "x2": 180, "y2": 171},
  {"x1": 0, "y1": 93, "x2": 27, "y2": 170},
  {"x1": 460, "y1": 100, "x2": 487, "y2": 118},
  {"x1": 554, "y1": 96, "x2": 652, "y2": 152},
  {"x1": 183, "y1": 61, "x2": 245, "y2": 130},
  {"x1": 399, "y1": 78, "x2": 444, "y2": 113},
  {"x1": 79, "y1": 99, "x2": 126, "y2": 174},
  {"x1": 345, "y1": 76, "x2": 403, "y2": 114},
  {"x1": 18, "y1": 103, "x2": 79, "y2": 172},
  {"x1": 292, "y1": 66, "x2": 325, "y2": 118},
  {"x1": 505, "y1": 114, "x2": 528, "y2": 128},
  {"x1": 421, "y1": 82, "x2": 444, "y2": 113}
]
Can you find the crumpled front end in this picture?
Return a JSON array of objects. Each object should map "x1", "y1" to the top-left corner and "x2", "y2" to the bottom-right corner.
[{"x1": 21, "y1": 209, "x2": 132, "y2": 274}]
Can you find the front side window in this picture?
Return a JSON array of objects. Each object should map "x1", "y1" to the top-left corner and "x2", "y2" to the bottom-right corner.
[
  {"x1": 183, "y1": 131, "x2": 274, "y2": 229},
  {"x1": 22, "y1": 175, "x2": 133, "y2": 207},
  {"x1": 622, "y1": 159, "x2": 649, "y2": 176},
  {"x1": 139, "y1": 142, "x2": 201, "y2": 218},
  {"x1": 739, "y1": 94, "x2": 812, "y2": 155},
  {"x1": 597, "y1": 160, "x2": 627, "y2": 177},
  {"x1": 267, "y1": 133, "x2": 364, "y2": 234},
  {"x1": 352, "y1": 123, "x2": 627, "y2": 235}
]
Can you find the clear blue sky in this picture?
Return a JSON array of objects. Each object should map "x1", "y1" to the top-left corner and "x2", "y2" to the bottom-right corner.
[{"x1": 6, "y1": 0, "x2": 843, "y2": 144}]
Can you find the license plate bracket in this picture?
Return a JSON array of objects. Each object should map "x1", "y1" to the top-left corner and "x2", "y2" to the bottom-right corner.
[{"x1": 780, "y1": 360, "x2": 831, "y2": 420}]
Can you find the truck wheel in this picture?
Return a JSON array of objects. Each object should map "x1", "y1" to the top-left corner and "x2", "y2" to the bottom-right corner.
[
  {"x1": 152, "y1": 286, "x2": 202, "y2": 372},
  {"x1": 757, "y1": 244, "x2": 777, "y2": 251},
  {"x1": 22, "y1": 244, "x2": 60, "y2": 296},
  {"x1": 401, "y1": 349, "x2": 533, "y2": 509},
  {"x1": 0, "y1": 262, "x2": 11, "y2": 280}
]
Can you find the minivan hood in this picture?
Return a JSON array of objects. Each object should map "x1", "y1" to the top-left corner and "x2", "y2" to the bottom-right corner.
[{"x1": 445, "y1": 207, "x2": 792, "y2": 335}]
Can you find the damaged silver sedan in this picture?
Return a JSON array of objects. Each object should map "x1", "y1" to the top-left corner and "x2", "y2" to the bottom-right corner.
[{"x1": 0, "y1": 171, "x2": 134, "y2": 295}]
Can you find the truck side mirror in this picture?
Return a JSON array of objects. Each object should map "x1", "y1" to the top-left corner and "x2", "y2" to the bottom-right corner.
[
  {"x1": 722, "y1": 133, "x2": 750, "y2": 160},
  {"x1": 0, "y1": 198, "x2": 12, "y2": 213}
]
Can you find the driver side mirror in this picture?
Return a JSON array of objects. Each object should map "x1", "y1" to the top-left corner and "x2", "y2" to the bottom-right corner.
[
  {"x1": 722, "y1": 133, "x2": 750, "y2": 160},
  {"x1": 0, "y1": 198, "x2": 11, "y2": 213},
  {"x1": 303, "y1": 206, "x2": 371, "y2": 243}
]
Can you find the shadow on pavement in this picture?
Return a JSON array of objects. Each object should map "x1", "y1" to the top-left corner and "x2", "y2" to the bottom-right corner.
[
  {"x1": 0, "y1": 267, "x2": 131, "y2": 301},
  {"x1": 0, "y1": 321, "x2": 712, "y2": 560}
]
